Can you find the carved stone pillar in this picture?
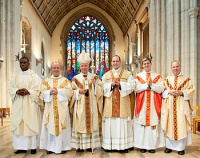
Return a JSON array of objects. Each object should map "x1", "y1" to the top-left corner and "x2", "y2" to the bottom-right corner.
[
  {"x1": 161, "y1": 0, "x2": 166, "y2": 77},
  {"x1": 0, "y1": 0, "x2": 6, "y2": 108},
  {"x1": 149, "y1": 0, "x2": 157, "y2": 70},
  {"x1": 166, "y1": 0, "x2": 174, "y2": 75},
  {"x1": 174, "y1": 0, "x2": 181, "y2": 61},
  {"x1": 156, "y1": 0, "x2": 161, "y2": 73},
  {"x1": 181, "y1": 0, "x2": 190, "y2": 76},
  {"x1": 0, "y1": 0, "x2": 19, "y2": 108},
  {"x1": 188, "y1": 5, "x2": 199, "y2": 105}
]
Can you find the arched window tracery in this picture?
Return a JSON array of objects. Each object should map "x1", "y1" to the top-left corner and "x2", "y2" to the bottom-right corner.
[{"x1": 66, "y1": 15, "x2": 110, "y2": 79}]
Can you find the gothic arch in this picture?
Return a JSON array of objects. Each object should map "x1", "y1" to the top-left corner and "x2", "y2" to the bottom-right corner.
[{"x1": 60, "y1": 7, "x2": 115, "y2": 75}]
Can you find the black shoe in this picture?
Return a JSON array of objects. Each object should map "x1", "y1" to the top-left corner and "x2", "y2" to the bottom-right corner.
[
  {"x1": 86, "y1": 148, "x2": 92, "y2": 152},
  {"x1": 140, "y1": 149, "x2": 147, "y2": 153},
  {"x1": 61, "y1": 150, "x2": 67, "y2": 154},
  {"x1": 125, "y1": 149, "x2": 128, "y2": 153},
  {"x1": 31, "y1": 149, "x2": 37, "y2": 154},
  {"x1": 149, "y1": 150, "x2": 155, "y2": 153},
  {"x1": 104, "y1": 149, "x2": 111, "y2": 152},
  {"x1": 77, "y1": 149, "x2": 84, "y2": 152},
  {"x1": 14, "y1": 150, "x2": 27, "y2": 154},
  {"x1": 164, "y1": 148, "x2": 172, "y2": 153},
  {"x1": 119, "y1": 149, "x2": 128, "y2": 153},
  {"x1": 178, "y1": 150, "x2": 185, "y2": 155},
  {"x1": 128, "y1": 147, "x2": 134, "y2": 151},
  {"x1": 47, "y1": 151, "x2": 54, "y2": 154}
]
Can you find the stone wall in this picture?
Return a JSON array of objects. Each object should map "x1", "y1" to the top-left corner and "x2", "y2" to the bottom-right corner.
[
  {"x1": 148, "y1": 0, "x2": 200, "y2": 105},
  {"x1": 22, "y1": 0, "x2": 52, "y2": 79},
  {"x1": 126, "y1": 0, "x2": 200, "y2": 105},
  {"x1": 0, "y1": 0, "x2": 52, "y2": 108}
]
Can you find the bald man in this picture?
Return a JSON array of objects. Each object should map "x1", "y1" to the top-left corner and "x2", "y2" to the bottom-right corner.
[{"x1": 40, "y1": 62, "x2": 73, "y2": 154}]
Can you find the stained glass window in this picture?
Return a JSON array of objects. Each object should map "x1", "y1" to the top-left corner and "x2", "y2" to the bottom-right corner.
[{"x1": 66, "y1": 15, "x2": 110, "y2": 80}]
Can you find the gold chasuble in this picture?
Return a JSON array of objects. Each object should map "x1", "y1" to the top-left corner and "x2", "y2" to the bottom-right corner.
[
  {"x1": 40, "y1": 76, "x2": 73, "y2": 136},
  {"x1": 103, "y1": 68, "x2": 133, "y2": 118},
  {"x1": 70, "y1": 73, "x2": 103, "y2": 134},
  {"x1": 161, "y1": 75, "x2": 195, "y2": 141}
]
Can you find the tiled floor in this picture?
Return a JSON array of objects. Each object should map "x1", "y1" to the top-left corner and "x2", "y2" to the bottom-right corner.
[{"x1": 1, "y1": 118, "x2": 200, "y2": 158}]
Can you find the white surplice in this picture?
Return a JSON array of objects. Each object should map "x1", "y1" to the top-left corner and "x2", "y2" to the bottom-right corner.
[
  {"x1": 40, "y1": 109, "x2": 71, "y2": 153},
  {"x1": 102, "y1": 68, "x2": 134, "y2": 150},
  {"x1": 8, "y1": 69, "x2": 42, "y2": 150}
]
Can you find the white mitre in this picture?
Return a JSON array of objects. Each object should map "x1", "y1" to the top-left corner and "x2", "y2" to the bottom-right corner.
[{"x1": 78, "y1": 51, "x2": 91, "y2": 64}]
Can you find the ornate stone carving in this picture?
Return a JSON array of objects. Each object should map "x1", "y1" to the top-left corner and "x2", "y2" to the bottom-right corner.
[{"x1": 188, "y1": 7, "x2": 199, "y2": 18}]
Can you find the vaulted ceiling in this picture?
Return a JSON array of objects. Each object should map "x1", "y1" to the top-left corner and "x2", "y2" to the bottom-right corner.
[{"x1": 29, "y1": 0, "x2": 143, "y2": 35}]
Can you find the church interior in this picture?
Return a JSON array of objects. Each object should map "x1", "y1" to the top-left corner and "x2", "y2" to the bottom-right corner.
[{"x1": 0, "y1": 0, "x2": 200, "y2": 157}]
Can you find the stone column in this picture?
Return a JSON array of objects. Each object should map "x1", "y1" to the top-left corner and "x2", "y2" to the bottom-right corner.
[
  {"x1": 0, "y1": 0, "x2": 6, "y2": 108},
  {"x1": 0, "y1": 0, "x2": 20, "y2": 108},
  {"x1": 10, "y1": 0, "x2": 15, "y2": 75},
  {"x1": 0, "y1": 0, "x2": 2, "y2": 108},
  {"x1": 166, "y1": 0, "x2": 174, "y2": 75},
  {"x1": 156, "y1": 0, "x2": 161, "y2": 74},
  {"x1": 5, "y1": 0, "x2": 11, "y2": 107},
  {"x1": 188, "y1": 0, "x2": 199, "y2": 105},
  {"x1": 149, "y1": 0, "x2": 157, "y2": 71},
  {"x1": 174, "y1": 0, "x2": 181, "y2": 61},
  {"x1": 6, "y1": 0, "x2": 16, "y2": 107},
  {"x1": 181, "y1": 0, "x2": 190, "y2": 76},
  {"x1": 161, "y1": 0, "x2": 166, "y2": 77}
]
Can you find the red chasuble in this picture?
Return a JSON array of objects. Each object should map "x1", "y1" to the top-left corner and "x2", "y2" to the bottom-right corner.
[{"x1": 135, "y1": 74, "x2": 162, "y2": 126}]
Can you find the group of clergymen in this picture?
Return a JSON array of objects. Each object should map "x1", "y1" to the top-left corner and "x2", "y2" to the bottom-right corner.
[{"x1": 8, "y1": 51, "x2": 195, "y2": 156}]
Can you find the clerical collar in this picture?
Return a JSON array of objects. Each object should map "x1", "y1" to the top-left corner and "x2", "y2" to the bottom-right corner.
[
  {"x1": 50, "y1": 75, "x2": 62, "y2": 79},
  {"x1": 20, "y1": 69, "x2": 31, "y2": 74},
  {"x1": 174, "y1": 72, "x2": 183, "y2": 77},
  {"x1": 143, "y1": 70, "x2": 151, "y2": 73},
  {"x1": 21, "y1": 69, "x2": 29, "y2": 72},
  {"x1": 113, "y1": 67, "x2": 121, "y2": 72},
  {"x1": 80, "y1": 73, "x2": 88, "y2": 79}
]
